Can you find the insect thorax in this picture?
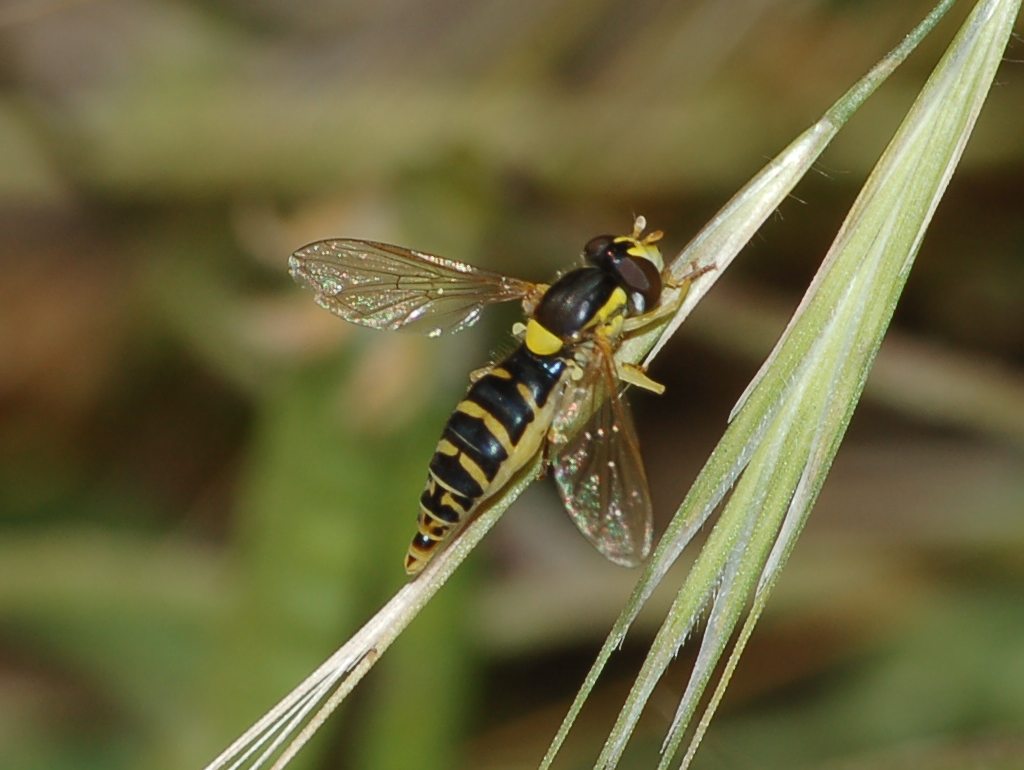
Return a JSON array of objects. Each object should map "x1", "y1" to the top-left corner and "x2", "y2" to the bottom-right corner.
[{"x1": 525, "y1": 254, "x2": 654, "y2": 357}]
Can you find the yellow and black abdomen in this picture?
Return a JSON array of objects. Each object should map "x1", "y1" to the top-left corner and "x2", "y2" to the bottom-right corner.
[
  {"x1": 407, "y1": 346, "x2": 569, "y2": 573},
  {"x1": 406, "y1": 265, "x2": 632, "y2": 575}
]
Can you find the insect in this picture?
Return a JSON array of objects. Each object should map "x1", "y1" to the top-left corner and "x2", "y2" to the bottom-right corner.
[{"x1": 289, "y1": 216, "x2": 702, "y2": 575}]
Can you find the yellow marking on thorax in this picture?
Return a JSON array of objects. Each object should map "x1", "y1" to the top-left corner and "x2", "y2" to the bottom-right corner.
[
  {"x1": 456, "y1": 400, "x2": 515, "y2": 453},
  {"x1": 602, "y1": 314, "x2": 624, "y2": 338},
  {"x1": 584, "y1": 285, "x2": 628, "y2": 339},
  {"x1": 437, "y1": 439, "x2": 459, "y2": 456},
  {"x1": 525, "y1": 318, "x2": 563, "y2": 355},
  {"x1": 490, "y1": 367, "x2": 513, "y2": 380},
  {"x1": 596, "y1": 286, "x2": 627, "y2": 322}
]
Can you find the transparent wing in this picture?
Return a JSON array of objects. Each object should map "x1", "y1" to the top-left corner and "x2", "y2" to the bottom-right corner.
[
  {"x1": 549, "y1": 339, "x2": 653, "y2": 566},
  {"x1": 289, "y1": 239, "x2": 537, "y2": 336}
]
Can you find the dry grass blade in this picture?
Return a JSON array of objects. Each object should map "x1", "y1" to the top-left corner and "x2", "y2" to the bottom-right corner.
[{"x1": 203, "y1": 458, "x2": 542, "y2": 770}]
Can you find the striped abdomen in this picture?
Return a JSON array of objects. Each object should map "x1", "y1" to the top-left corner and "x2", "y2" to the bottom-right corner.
[{"x1": 406, "y1": 346, "x2": 568, "y2": 574}]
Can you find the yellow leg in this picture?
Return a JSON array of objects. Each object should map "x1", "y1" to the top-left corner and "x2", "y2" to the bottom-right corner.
[
  {"x1": 618, "y1": 362, "x2": 665, "y2": 395},
  {"x1": 622, "y1": 261, "x2": 715, "y2": 334}
]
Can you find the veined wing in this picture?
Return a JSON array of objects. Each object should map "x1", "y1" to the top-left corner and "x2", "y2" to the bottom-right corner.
[
  {"x1": 549, "y1": 338, "x2": 653, "y2": 566},
  {"x1": 289, "y1": 239, "x2": 537, "y2": 337}
]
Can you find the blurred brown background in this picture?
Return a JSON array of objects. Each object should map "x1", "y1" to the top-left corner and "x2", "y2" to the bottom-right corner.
[{"x1": 1, "y1": 1, "x2": 1022, "y2": 768}]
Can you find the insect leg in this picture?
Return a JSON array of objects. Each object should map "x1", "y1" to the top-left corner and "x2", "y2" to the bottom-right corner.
[
  {"x1": 621, "y1": 261, "x2": 716, "y2": 333},
  {"x1": 666, "y1": 260, "x2": 716, "y2": 289},
  {"x1": 617, "y1": 362, "x2": 665, "y2": 395}
]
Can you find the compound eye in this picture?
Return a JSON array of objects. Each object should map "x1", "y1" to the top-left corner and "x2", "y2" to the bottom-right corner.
[
  {"x1": 616, "y1": 256, "x2": 663, "y2": 314},
  {"x1": 582, "y1": 235, "x2": 616, "y2": 265}
]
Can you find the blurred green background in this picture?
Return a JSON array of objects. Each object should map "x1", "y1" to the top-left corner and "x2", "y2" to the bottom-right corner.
[{"x1": 1, "y1": 1, "x2": 1022, "y2": 768}]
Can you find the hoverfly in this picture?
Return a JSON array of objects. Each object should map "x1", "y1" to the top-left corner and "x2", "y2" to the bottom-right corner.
[{"x1": 289, "y1": 216, "x2": 700, "y2": 575}]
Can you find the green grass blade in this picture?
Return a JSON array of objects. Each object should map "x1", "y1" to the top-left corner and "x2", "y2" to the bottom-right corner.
[
  {"x1": 573, "y1": 0, "x2": 1021, "y2": 767},
  {"x1": 674, "y1": 3, "x2": 1021, "y2": 767},
  {"x1": 540, "y1": 3, "x2": 964, "y2": 766}
]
